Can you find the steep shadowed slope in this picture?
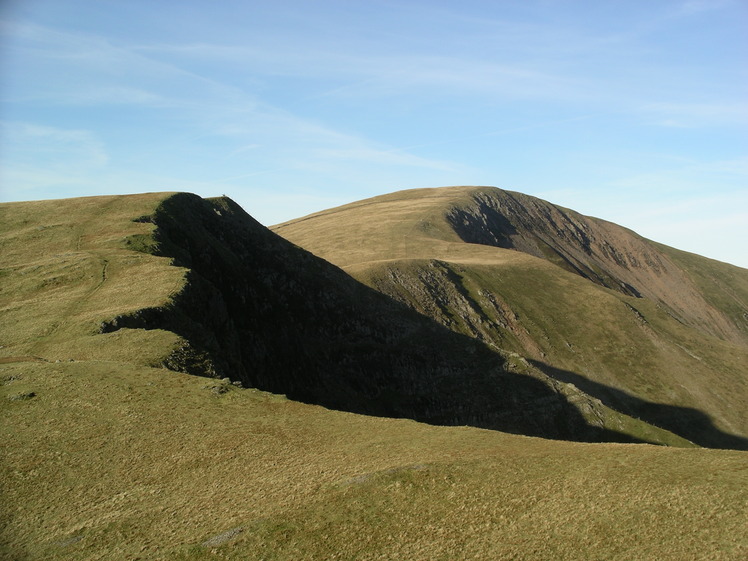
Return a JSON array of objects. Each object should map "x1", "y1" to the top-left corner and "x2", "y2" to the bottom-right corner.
[
  {"x1": 444, "y1": 187, "x2": 748, "y2": 345},
  {"x1": 273, "y1": 186, "x2": 748, "y2": 449},
  {"x1": 0, "y1": 192, "x2": 684, "y2": 444}
]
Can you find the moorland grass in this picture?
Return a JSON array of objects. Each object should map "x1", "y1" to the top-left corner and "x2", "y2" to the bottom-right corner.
[
  {"x1": 0, "y1": 194, "x2": 186, "y2": 366},
  {"x1": 1, "y1": 360, "x2": 746, "y2": 560},
  {"x1": 1, "y1": 191, "x2": 746, "y2": 560}
]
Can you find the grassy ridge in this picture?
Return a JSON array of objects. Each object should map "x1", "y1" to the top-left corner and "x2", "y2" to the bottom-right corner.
[
  {"x1": 2, "y1": 360, "x2": 746, "y2": 560},
  {"x1": 0, "y1": 193, "x2": 186, "y2": 367},
  {"x1": 1, "y1": 191, "x2": 746, "y2": 559},
  {"x1": 137, "y1": 192, "x2": 693, "y2": 443},
  {"x1": 1, "y1": 192, "x2": 691, "y2": 444}
]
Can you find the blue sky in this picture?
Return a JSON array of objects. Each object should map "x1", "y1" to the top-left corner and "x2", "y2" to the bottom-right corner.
[{"x1": 1, "y1": 0, "x2": 746, "y2": 266}]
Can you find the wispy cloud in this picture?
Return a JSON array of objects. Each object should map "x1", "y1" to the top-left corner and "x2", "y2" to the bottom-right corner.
[
  {"x1": 129, "y1": 15, "x2": 739, "y2": 131},
  {"x1": 1, "y1": 20, "x2": 247, "y2": 109},
  {"x1": 2, "y1": 19, "x2": 464, "y2": 195},
  {"x1": 313, "y1": 146, "x2": 458, "y2": 171},
  {"x1": 641, "y1": 101, "x2": 748, "y2": 128},
  {"x1": 1, "y1": 121, "x2": 109, "y2": 167},
  {"x1": 57, "y1": 86, "x2": 168, "y2": 106},
  {"x1": 226, "y1": 144, "x2": 261, "y2": 159},
  {"x1": 138, "y1": 38, "x2": 591, "y2": 104},
  {"x1": 676, "y1": 0, "x2": 735, "y2": 16},
  {"x1": 609, "y1": 155, "x2": 748, "y2": 194},
  {"x1": 0, "y1": 121, "x2": 110, "y2": 199}
]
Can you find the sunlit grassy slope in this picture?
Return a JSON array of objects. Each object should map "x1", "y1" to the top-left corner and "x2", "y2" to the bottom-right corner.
[
  {"x1": 274, "y1": 186, "x2": 748, "y2": 448},
  {"x1": 3, "y1": 360, "x2": 747, "y2": 561},
  {"x1": 0, "y1": 193, "x2": 186, "y2": 366},
  {"x1": 1, "y1": 191, "x2": 747, "y2": 560}
]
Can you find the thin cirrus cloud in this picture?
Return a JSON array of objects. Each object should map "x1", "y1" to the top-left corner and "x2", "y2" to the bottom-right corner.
[
  {"x1": 312, "y1": 146, "x2": 460, "y2": 172},
  {"x1": 676, "y1": 0, "x2": 735, "y2": 16},
  {"x1": 0, "y1": 120, "x2": 110, "y2": 200},
  {"x1": 5, "y1": 12, "x2": 734, "y2": 130},
  {"x1": 140, "y1": 37, "x2": 594, "y2": 104},
  {"x1": 2, "y1": 21, "x2": 434, "y2": 144},
  {"x1": 1, "y1": 121, "x2": 109, "y2": 168},
  {"x1": 130, "y1": 26, "x2": 741, "y2": 135},
  {"x1": 640, "y1": 102, "x2": 748, "y2": 128},
  {"x1": 2, "y1": 19, "x2": 285, "y2": 123}
]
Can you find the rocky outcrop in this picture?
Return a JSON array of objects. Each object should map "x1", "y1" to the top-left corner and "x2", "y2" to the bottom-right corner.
[{"x1": 447, "y1": 188, "x2": 748, "y2": 344}]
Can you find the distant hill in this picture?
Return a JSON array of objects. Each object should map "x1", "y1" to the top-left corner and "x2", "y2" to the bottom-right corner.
[{"x1": 274, "y1": 186, "x2": 748, "y2": 449}]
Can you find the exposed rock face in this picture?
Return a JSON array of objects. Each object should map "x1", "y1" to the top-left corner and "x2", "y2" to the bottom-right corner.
[
  {"x1": 366, "y1": 259, "x2": 545, "y2": 360},
  {"x1": 446, "y1": 189, "x2": 747, "y2": 344}
]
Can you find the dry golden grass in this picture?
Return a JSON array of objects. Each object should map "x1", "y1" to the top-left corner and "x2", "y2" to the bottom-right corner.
[
  {"x1": 0, "y1": 193, "x2": 186, "y2": 365},
  {"x1": 2, "y1": 360, "x2": 746, "y2": 560},
  {"x1": 273, "y1": 187, "x2": 482, "y2": 268},
  {"x1": 1, "y1": 191, "x2": 746, "y2": 560}
]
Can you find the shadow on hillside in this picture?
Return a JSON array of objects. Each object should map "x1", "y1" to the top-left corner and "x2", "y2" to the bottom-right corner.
[
  {"x1": 528, "y1": 359, "x2": 748, "y2": 451},
  {"x1": 122, "y1": 193, "x2": 676, "y2": 446}
]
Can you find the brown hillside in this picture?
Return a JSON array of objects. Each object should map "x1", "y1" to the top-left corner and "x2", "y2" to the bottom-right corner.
[{"x1": 445, "y1": 187, "x2": 748, "y2": 345}]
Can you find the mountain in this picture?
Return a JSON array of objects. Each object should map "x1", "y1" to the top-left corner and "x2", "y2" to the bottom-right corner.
[
  {"x1": 2, "y1": 191, "x2": 747, "y2": 560},
  {"x1": 273, "y1": 186, "x2": 748, "y2": 449},
  {"x1": 0, "y1": 192, "x2": 683, "y2": 445}
]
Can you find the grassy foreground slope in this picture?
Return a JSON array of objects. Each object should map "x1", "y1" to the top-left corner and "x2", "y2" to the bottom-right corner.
[
  {"x1": 0, "y1": 192, "x2": 746, "y2": 559},
  {"x1": 2, "y1": 360, "x2": 747, "y2": 561},
  {"x1": 274, "y1": 186, "x2": 748, "y2": 449}
]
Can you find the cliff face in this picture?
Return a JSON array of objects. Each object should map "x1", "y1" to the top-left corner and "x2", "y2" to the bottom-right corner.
[{"x1": 446, "y1": 188, "x2": 748, "y2": 345}]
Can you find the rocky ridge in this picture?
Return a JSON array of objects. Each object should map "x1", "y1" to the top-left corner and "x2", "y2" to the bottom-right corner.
[{"x1": 446, "y1": 188, "x2": 747, "y2": 345}]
